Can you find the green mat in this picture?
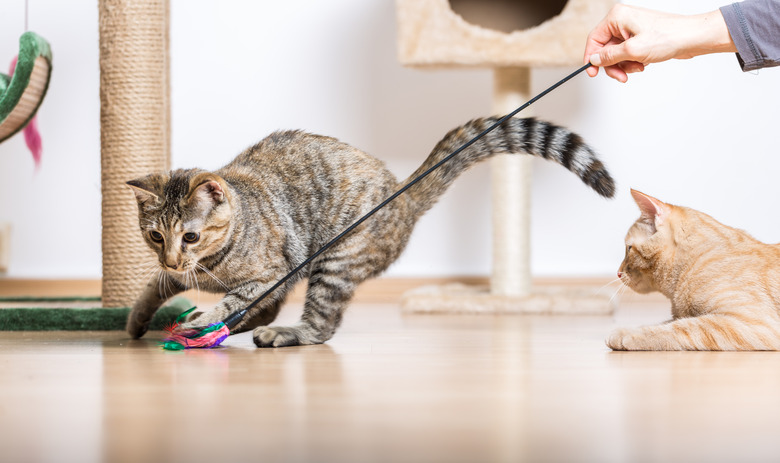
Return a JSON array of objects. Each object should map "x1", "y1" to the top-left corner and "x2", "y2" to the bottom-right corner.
[{"x1": 0, "y1": 297, "x2": 191, "y2": 331}]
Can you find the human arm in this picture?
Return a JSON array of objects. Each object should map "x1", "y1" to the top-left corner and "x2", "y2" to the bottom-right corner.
[
  {"x1": 583, "y1": 4, "x2": 736, "y2": 82},
  {"x1": 720, "y1": 0, "x2": 780, "y2": 71}
]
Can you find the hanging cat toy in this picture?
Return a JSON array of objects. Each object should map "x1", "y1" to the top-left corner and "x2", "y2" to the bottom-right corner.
[
  {"x1": 0, "y1": 0, "x2": 52, "y2": 167},
  {"x1": 162, "y1": 63, "x2": 594, "y2": 350}
]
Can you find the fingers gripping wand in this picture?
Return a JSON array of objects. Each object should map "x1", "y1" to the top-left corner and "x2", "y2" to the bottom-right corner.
[{"x1": 162, "y1": 63, "x2": 593, "y2": 350}]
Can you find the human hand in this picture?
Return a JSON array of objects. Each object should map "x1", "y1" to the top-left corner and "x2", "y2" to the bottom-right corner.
[{"x1": 584, "y1": 5, "x2": 736, "y2": 82}]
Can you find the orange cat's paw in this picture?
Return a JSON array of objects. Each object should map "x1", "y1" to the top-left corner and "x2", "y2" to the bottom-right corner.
[{"x1": 606, "y1": 328, "x2": 641, "y2": 351}]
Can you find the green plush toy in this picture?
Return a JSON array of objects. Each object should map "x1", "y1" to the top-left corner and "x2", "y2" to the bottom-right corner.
[{"x1": 0, "y1": 31, "x2": 52, "y2": 162}]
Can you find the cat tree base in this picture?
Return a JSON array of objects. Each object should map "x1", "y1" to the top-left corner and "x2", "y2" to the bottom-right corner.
[{"x1": 401, "y1": 284, "x2": 616, "y2": 315}]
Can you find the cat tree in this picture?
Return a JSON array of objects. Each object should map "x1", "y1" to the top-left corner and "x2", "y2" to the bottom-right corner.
[
  {"x1": 397, "y1": 0, "x2": 617, "y2": 314},
  {"x1": 99, "y1": 0, "x2": 170, "y2": 307}
]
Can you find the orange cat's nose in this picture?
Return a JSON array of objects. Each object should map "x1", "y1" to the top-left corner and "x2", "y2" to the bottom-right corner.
[{"x1": 617, "y1": 271, "x2": 623, "y2": 278}]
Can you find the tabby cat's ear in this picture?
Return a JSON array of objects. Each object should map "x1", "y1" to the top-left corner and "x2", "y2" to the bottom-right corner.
[
  {"x1": 187, "y1": 173, "x2": 227, "y2": 210},
  {"x1": 631, "y1": 189, "x2": 670, "y2": 232},
  {"x1": 126, "y1": 174, "x2": 166, "y2": 205}
]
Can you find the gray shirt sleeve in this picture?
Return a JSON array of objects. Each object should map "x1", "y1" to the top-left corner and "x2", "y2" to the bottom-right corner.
[{"x1": 720, "y1": 0, "x2": 780, "y2": 71}]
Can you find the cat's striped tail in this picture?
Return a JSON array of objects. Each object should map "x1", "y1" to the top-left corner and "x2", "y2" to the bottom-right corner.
[{"x1": 402, "y1": 117, "x2": 615, "y2": 216}]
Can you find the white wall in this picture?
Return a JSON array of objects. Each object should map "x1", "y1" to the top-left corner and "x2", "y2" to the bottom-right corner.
[{"x1": 0, "y1": 0, "x2": 778, "y2": 279}]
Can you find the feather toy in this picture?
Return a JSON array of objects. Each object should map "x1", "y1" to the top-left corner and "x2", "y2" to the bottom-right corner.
[
  {"x1": 161, "y1": 64, "x2": 593, "y2": 350},
  {"x1": 162, "y1": 306, "x2": 247, "y2": 350}
]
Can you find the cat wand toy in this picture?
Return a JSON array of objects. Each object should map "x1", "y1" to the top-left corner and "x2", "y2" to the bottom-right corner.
[{"x1": 162, "y1": 63, "x2": 593, "y2": 350}]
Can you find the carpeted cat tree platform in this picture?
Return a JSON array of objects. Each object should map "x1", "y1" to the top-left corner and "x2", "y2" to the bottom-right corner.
[{"x1": 396, "y1": 0, "x2": 617, "y2": 315}]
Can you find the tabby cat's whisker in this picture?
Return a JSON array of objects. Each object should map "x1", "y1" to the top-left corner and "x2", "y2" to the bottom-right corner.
[
  {"x1": 190, "y1": 268, "x2": 201, "y2": 307},
  {"x1": 131, "y1": 261, "x2": 161, "y2": 288},
  {"x1": 130, "y1": 259, "x2": 158, "y2": 274},
  {"x1": 184, "y1": 269, "x2": 192, "y2": 296},
  {"x1": 157, "y1": 271, "x2": 166, "y2": 300},
  {"x1": 162, "y1": 271, "x2": 176, "y2": 300},
  {"x1": 196, "y1": 263, "x2": 230, "y2": 291},
  {"x1": 159, "y1": 271, "x2": 168, "y2": 299}
]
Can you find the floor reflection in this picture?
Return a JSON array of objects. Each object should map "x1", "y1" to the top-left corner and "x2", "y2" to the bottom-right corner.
[
  {"x1": 5, "y1": 303, "x2": 780, "y2": 463},
  {"x1": 101, "y1": 333, "x2": 345, "y2": 463},
  {"x1": 607, "y1": 351, "x2": 780, "y2": 462}
]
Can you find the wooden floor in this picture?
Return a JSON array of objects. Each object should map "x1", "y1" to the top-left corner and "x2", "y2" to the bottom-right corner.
[{"x1": 2, "y1": 299, "x2": 779, "y2": 463}]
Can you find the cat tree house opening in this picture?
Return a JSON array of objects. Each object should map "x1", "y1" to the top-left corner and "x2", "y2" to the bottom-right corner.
[
  {"x1": 448, "y1": 0, "x2": 568, "y2": 34},
  {"x1": 396, "y1": 0, "x2": 616, "y2": 314}
]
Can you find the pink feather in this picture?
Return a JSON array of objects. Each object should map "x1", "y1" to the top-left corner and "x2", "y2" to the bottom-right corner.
[
  {"x1": 8, "y1": 56, "x2": 43, "y2": 169},
  {"x1": 23, "y1": 117, "x2": 42, "y2": 168}
]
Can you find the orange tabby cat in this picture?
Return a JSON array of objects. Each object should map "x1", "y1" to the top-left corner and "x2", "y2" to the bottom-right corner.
[{"x1": 609, "y1": 189, "x2": 780, "y2": 351}]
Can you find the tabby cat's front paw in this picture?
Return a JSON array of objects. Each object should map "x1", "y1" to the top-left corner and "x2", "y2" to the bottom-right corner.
[
  {"x1": 175, "y1": 308, "x2": 212, "y2": 331},
  {"x1": 253, "y1": 325, "x2": 316, "y2": 348},
  {"x1": 126, "y1": 313, "x2": 151, "y2": 339}
]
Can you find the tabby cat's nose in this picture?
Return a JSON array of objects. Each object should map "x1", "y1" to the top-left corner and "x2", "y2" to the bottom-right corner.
[{"x1": 617, "y1": 271, "x2": 623, "y2": 278}]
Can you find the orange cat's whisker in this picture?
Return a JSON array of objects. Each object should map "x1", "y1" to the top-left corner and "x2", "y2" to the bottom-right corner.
[
  {"x1": 593, "y1": 277, "x2": 622, "y2": 296},
  {"x1": 609, "y1": 283, "x2": 628, "y2": 306}
]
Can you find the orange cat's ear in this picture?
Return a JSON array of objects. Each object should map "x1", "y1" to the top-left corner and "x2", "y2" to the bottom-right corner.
[{"x1": 631, "y1": 189, "x2": 671, "y2": 231}]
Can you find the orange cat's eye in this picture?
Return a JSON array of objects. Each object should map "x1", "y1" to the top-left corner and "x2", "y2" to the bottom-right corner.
[
  {"x1": 183, "y1": 232, "x2": 200, "y2": 244},
  {"x1": 150, "y1": 231, "x2": 164, "y2": 243}
]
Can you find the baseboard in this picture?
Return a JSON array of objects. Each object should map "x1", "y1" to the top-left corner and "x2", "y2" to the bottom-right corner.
[
  {"x1": 0, "y1": 276, "x2": 665, "y2": 304},
  {"x1": 0, "y1": 279, "x2": 102, "y2": 298}
]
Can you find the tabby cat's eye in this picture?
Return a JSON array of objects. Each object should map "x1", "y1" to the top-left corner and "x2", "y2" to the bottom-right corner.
[
  {"x1": 183, "y1": 232, "x2": 200, "y2": 244},
  {"x1": 150, "y1": 231, "x2": 164, "y2": 242}
]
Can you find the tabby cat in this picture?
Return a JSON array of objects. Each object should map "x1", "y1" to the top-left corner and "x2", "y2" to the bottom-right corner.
[
  {"x1": 610, "y1": 189, "x2": 780, "y2": 351},
  {"x1": 127, "y1": 117, "x2": 615, "y2": 348}
]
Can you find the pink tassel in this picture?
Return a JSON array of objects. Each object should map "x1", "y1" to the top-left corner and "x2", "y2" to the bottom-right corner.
[{"x1": 9, "y1": 56, "x2": 43, "y2": 169}]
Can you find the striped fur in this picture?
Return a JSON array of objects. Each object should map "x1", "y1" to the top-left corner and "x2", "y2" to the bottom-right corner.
[
  {"x1": 405, "y1": 117, "x2": 614, "y2": 216},
  {"x1": 611, "y1": 189, "x2": 780, "y2": 351},
  {"x1": 126, "y1": 117, "x2": 614, "y2": 348}
]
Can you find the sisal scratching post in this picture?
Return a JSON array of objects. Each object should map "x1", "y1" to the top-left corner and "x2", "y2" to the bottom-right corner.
[
  {"x1": 396, "y1": 0, "x2": 617, "y2": 315},
  {"x1": 99, "y1": 0, "x2": 170, "y2": 307}
]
